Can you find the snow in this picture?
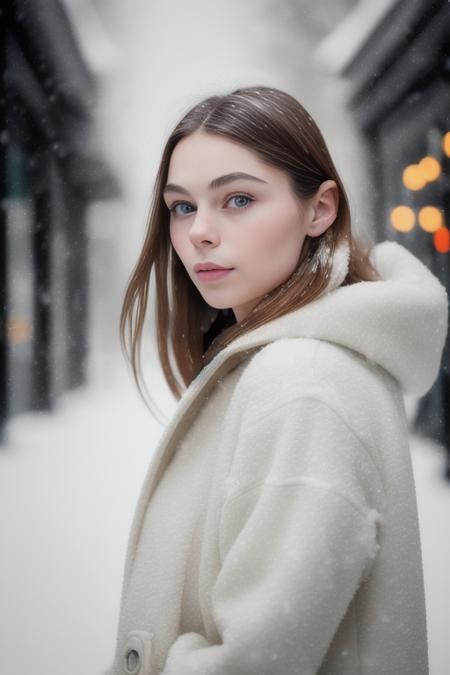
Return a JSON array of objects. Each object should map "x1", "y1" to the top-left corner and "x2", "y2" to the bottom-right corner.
[
  {"x1": 409, "y1": 434, "x2": 450, "y2": 675},
  {"x1": 313, "y1": 0, "x2": 399, "y2": 75},
  {"x1": 0, "y1": 366, "x2": 163, "y2": 675},
  {"x1": 60, "y1": 0, "x2": 122, "y2": 74}
]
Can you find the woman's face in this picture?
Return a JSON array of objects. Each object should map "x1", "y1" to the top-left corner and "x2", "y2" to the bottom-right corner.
[{"x1": 163, "y1": 130, "x2": 336, "y2": 322}]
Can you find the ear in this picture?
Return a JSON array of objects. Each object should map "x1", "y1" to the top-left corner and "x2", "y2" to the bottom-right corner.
[{"x1": 305, "y1": 180, "x2": 339, "y2": 237}]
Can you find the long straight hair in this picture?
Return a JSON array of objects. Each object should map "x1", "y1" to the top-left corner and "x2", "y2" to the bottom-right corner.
[{"x1": 120, "y1": 85, "x2": 380, "y2": 416}]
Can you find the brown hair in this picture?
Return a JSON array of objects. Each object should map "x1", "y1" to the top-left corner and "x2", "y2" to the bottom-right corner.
[{"x1": 119, "y1": 85, "x2": 380, "y2": 415}]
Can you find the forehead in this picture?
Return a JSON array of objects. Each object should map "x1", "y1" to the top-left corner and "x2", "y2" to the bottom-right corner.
[{"x1": 167, "y1": 131, "x2": 275, "y2": 183}]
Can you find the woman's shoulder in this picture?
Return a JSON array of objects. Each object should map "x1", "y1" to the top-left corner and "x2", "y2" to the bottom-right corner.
[
  {"x1": 233, "y1": 336, "x2": 400, "y2": 423},
  {"x1": 239, "y1": 336, "x2": 385, "y2": 387}
]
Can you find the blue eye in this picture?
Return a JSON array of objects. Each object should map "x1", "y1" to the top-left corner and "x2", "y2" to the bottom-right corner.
[
  {"x1": 228, "y1": 194, "x2": 253, "y2": 209},
  {"x1": 167, "y1": 193, "x2": 254, "y2": 216},
  {"x1": 168, "y1": 202, "x2": 194, "y2": 215}
]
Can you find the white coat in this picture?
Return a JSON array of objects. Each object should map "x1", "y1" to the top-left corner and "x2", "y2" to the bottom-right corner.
[{"x1": 105, "y1": 238, "x2": 448, "y2": 675}]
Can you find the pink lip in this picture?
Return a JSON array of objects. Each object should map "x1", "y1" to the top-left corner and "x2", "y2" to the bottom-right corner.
[{"x1": 196, "y1": 268, "x2": 234, "y2": 281}]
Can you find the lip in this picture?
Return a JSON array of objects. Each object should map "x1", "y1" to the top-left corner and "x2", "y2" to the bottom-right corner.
[
  {"x1": 193, "y1": 262, "x2": 232, "y2": 272},
  {"x1": 196, "y1": 268, "x2": 234, "y2": 282}
]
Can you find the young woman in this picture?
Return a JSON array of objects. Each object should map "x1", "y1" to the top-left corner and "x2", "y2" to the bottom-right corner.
[{"x1": 105, "y1": 86, "x2": 448, "y2": 675}]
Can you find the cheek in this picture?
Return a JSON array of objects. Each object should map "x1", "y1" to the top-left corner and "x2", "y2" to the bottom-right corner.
[
  {"x1": 238, "y1": 215, "x2": 304, "y2": 290},
  {"x1": 169, "y1": 221, "x2": 176, "y2": 244},
  {"x1": 169, "y1": 224, "x2": 184, "y2": 257},
  {"x1": 248, "y1": 213, "x2": 302, "y2": 261}
]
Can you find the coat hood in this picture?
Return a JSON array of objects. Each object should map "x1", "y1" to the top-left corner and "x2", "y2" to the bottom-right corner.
[{"x1": 196, "y1": 237, "x2": 448, "y2": 398}]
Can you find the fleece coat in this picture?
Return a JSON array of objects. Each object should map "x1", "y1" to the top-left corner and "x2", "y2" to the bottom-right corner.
[{"x1": 105, "y1": 237, "x2": 448, "y2": 675}]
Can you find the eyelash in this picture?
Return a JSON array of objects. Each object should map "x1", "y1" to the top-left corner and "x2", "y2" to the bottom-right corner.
[{"x1": 167, "y1": 192, "x2": 254, "y2": 215}]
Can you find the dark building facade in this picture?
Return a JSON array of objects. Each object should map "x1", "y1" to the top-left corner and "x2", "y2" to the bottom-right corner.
[
  {"x1": 341, "y1": 0, "x2": 450, "y2": 475},
  {"x1": 0, "y1": 0, "x2": 119, "y2": 443}
]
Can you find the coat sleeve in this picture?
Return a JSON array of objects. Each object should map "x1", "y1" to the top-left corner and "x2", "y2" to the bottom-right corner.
[{"x1": 159, "y1": 396, "x2": 385, "y2": 675}]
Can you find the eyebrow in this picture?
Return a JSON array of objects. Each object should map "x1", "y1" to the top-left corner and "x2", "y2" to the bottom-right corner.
[{"x1": 162, "y1": 171, "x2": 268, "y2": 196}]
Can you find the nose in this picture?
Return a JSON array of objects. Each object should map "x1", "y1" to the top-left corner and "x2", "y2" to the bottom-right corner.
[{"x1": 188, "y1": 208, "x2": 220, "y2": 246}]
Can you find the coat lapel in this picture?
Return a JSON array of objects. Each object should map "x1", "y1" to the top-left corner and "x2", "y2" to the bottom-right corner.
[{"x1": 121, "y1": 341, "x2": 265, "y2": 591}]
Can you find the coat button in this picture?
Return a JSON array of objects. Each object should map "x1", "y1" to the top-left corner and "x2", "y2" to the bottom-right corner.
[
  {"x1": 124, "y1": 648, "x2": 141, "y2": 674},
  {"x1": 122, "y1": 630, "x2": 154, "y2": 675}
]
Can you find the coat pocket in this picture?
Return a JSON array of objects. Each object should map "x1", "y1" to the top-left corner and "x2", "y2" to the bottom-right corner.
[{"x1": 121, "y1": 630, "x2": 155, "y2": 675}]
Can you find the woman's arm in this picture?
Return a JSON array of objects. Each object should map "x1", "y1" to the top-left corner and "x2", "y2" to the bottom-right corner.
[{"x1": 160, "y1": 396, "x2": 384, "y2": 675}]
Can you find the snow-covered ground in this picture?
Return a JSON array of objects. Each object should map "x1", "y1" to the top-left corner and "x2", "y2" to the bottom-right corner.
[
  {"x1": 0, "y1": 371, "x2": 449, "y2": 675},
  {"x1": 409, "y1": 433, "x2": 450, "y2": 675},
  {"x1": 0, "y1": 367, "x2": 164, "y2": 675}
]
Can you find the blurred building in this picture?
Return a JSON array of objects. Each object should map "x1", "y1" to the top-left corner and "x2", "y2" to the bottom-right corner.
[
  {"x1": 316, "y1": 0, "x2": 450, "y2": 476},
  {"x1": 0, "y1": 0, "x2": 119, "y2": 442}
]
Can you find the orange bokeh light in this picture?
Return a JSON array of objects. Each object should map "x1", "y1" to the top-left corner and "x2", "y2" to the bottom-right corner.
[
  {"x1": 418, "y1": 156, "x2": 441, "y2": 182},
  {"x1": 434, "y1": 226, "x2": 450, "y2": 253},
  {"x1": 418, "y1": 206, "x2": 443, "y2": 233},
  {"x1": 390, "y1": 205, "x2": 415, "y2": 232},
  {"x1": 7, "y1": 316, "x2": 33, "y2": 345},
  {"x1": 442, "y1": 132, "x2": 450, "y2": 158},
  {"x1": 402, "y1": 164, "x2": 427, "y2": 190}
]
